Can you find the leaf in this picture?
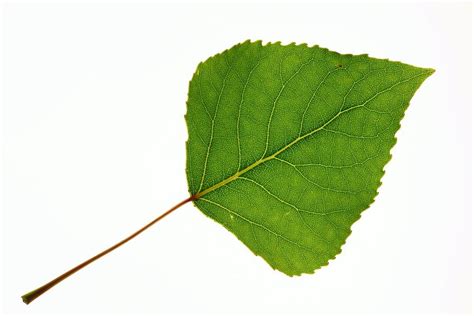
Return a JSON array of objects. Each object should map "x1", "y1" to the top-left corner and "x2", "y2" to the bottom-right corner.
[
  {"x1": 185, "y1": 40, "x2": 434, "y2": 276},
  {"x1": 20, "y1": 40, "x2": 435, "y2": 305}
]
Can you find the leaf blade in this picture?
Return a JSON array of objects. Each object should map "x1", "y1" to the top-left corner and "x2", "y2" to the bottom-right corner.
[{"x1": 186, "y1": 41, "x2": 433, "y2": 275}]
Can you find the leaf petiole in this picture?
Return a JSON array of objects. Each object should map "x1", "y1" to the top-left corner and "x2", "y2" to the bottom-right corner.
[{"x1": 21, "y1": 195, "x2": 195, "y2": 305}]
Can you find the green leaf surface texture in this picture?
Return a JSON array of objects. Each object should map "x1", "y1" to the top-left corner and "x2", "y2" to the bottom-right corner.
[{"x1": 185, "y1": 40, "x2": 433, "y2": 276}]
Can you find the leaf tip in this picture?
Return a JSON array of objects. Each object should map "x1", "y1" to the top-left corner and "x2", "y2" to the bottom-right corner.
[{"x1": 426, "y1": 67, "x2": 436, "y2": 75}]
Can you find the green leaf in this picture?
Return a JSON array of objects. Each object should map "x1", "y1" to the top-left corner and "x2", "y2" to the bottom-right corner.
[
  {"x1": 20, "y1": 41, "x2": 436, "y2": 305},
  {"x1": 185, "y1": 40, "x2": 433, "y2": 276}
]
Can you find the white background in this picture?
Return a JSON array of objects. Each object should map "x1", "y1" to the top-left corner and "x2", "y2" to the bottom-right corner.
[{"x1": 1, "y1": 1, "x2": 472, "y2": 315}]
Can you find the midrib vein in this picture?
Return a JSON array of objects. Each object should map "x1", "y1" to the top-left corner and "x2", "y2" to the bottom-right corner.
[
  {"x1": 193, "y1": 70, "x2": 431, "y2": 200},
  {"x1": 195, "y1": 108, "x2": 342, "y2": 199}
]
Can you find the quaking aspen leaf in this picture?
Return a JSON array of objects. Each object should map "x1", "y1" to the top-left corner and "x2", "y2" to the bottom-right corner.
[{"x1": 21, "y1": 40, "x2": 434, "y2": 304}]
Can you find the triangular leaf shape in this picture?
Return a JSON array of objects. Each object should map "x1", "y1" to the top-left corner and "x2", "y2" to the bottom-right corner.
[
  {"x1": 185, "y1": 40, "x2": 433, "y2": 276},
  {"x1": 20, "y1": 40, "x2": 435, "y2": 304}
]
